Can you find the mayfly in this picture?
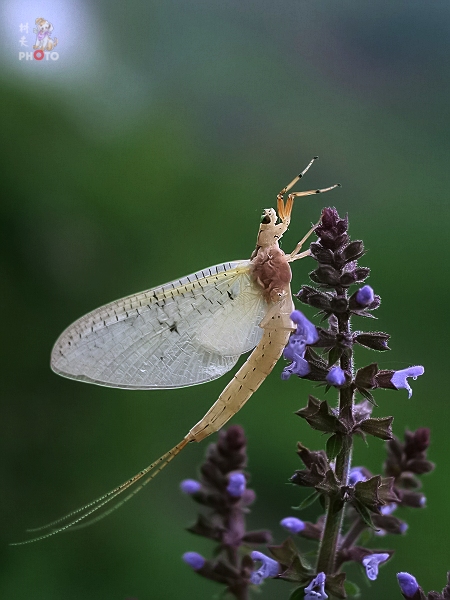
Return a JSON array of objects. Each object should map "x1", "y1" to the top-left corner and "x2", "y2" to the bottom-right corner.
[{"x1": 16, "y1": 157, "x2": 339, "y2": 544}]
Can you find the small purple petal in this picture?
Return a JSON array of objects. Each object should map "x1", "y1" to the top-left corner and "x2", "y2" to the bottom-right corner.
[
  {"x1": 356, "y1": 285, "x2": 374, "y2": 307},
  {"x1": 282, "y1": 311, "x2": 318, "y2": 381},
  {"x1": 180, "y1": 479, "x2": 201, "y2": 494},
  {"x1": 362, "y1": 553, "x2": 389, "y2": 581},
  {"x1": 379, "y1": 503, "x2": 397, "y2": 516},
  {"x1": 227, "y1": 473, "x2": 246, "y2": 497},
  {"x1": 250, "y1": 551, "x2": 279, "y2": 584},
  {"x1": 391, "y1": 366, "x2": 424, "y2": 399},
  {"x1": 349, "y1": 467, "x2": 367, "y2": 486},
  {"x1": 293, "y1": 357, "x2": 311, "y2": 377},
  {"x1": 326, "y1": 366, "x2": 346, "y2": 386},
  {"x1": 182, "y1": 552, "x2": 205, "y2": 570},
  {"x1": 281, "y1": 355, "x2": 311, "y2": 380},
  {"x1": 305, "y1": 572, "x2": 328, "y2": 600},
  {"x1": 290, "y1": 310, "x2": 319, "y2": 345},
  {"x1": 281, "y1": 368, "x2": 292, "y2": 381},
  {"x1": 374, "y1": 528, "x2": 387, "y2": 537},
  {"x1": 280, "y1": 517, "x2": 305, "y2": 534},
  {"x1": 283, "y1": 337, "x2": 307, "y2": 362},
  {"x1": 419, "y1": 495, "x2": 426, "y2": 507},
  {"x1": 399, "y1": 522, "x2": 409, "y2": 534},
  {"x1": 397, "y1": 572, "x2": 419, "y2": 597}
]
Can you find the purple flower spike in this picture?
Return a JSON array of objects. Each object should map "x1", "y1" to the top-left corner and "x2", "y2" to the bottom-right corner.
[
  {"x1": 180, "y1": 479, "x2": 201, "y2": 494},
  {"x1": 182, "y1": 551, "x2": 206, "y2": 570},
  {"x1": 250, "y1": 551, "x2": 279, "y2": 585},
  {"x1": 362, "y1": 553, "x2": 389, "y2": 581},
  {"x1": 304, "y1": 572, "x2": 328, "y2": 600},
  {"x1": 226, "y1": 472, "x2": 246, "y2": 497},
  {"x1": 290, "y1": 310, "x2": 319, "y2": 345},
  {"x1": 356, "y1": 285, "x2": 374, "y2": 307},
  {"x1": 280, "y1": 517, "x2": 305, "y2": 534},
  {"x1": 348, "y1": 467, "x2": 367, "y2": 486},
  {"x1": 397, "y1": 572, "x2": 419, "y2": 598},
  {"x1": 326, "y1": 366, "x2": 346, "y2": 386},
  {"x1": 391, "y1": 366, "x2": 425, "y2": 398}
]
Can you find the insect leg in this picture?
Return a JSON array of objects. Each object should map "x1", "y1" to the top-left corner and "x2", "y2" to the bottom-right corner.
[
  {"x1": 287, "y1": 182, "x2": 341, "y2": 200},
  {"x1": 289, "y1": 249, "x2": 312, "y2": 262},
  {"x1": 276, "y1": 159, "x2": 340, "y2": 225},
  {"x1": 277, "y1": 194, "x2": 293, "y2": 229},
  {"x1": 287, "y1": 223, "x2": 318, "y2": 262},
  {"x1": 278, "y1": 156, "x2": 319, "y2": 196},
  {"x1": 277, "y1": 157, "x2": 320, "y2": 223}
]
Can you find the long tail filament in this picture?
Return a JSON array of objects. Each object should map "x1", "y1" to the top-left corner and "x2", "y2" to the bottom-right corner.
[{"x1": 11, "y1": 438, "x2": 188, "y2": 545}]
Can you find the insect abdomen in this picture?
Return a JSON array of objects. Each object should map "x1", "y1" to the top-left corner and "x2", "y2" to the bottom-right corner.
[{"x1": 187, "y1": 326, "x2": 291, "y2": 443}]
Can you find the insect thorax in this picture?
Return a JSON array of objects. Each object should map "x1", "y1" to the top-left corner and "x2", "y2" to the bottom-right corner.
[{"x1": 250, "y1": 245, "x2": 292, "y2": 303}]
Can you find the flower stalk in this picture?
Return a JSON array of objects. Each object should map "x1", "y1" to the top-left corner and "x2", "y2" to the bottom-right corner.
[
  {"x1": 179, "y1": 425, "x2": 273, "y2": 600},
  {"x1": 277, "y1": 207, "x2": 429, "y2": 597},
  {"x1": 181, "y1": 207, "x2": 432, "y2": 599}
]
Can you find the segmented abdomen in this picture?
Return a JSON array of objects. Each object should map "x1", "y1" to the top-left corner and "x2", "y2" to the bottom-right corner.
[{"x1": 187, "y1": 325, "x2": 292, "y2": 442}]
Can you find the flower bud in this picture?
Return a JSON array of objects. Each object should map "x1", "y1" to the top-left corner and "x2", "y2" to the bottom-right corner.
[
  {"x1": 397, "y1": 572, "x2": 419, "y2": 598},
  {"x1": 180, "y1": 479, "x2": 201, "y2": 494},
  {"x1": 280, "y1": 516, "x2": 305, "y2": 534},
  {"x1": 226, "y1": 472, "x2": 246, "y2": 497},
  {"x1": 182, "y1": 551, "x2": 206, "y2": 570},
  {"x1": 355, "y1": 285, "x2": 375, "y2": 307},
  {"x1": 326, "y1": 366, "x2": 346, "y2": 386}
]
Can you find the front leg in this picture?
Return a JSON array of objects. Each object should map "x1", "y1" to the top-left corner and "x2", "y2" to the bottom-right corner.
[{"x1": 287, "y1": 223, "x2": 317, "y2": 262}]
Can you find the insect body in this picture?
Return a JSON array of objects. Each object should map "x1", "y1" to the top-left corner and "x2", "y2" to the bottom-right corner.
[{"x1": 17, "y1": 158, "x2": 339, "y2": 543}]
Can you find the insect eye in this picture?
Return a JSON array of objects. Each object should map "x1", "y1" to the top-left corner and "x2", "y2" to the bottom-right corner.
[{"x1": 260, "y1": 214, "x2": 271, "y2": 224}]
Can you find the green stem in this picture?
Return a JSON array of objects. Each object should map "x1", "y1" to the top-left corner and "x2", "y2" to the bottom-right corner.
[
  {"x1": 340, "y1": 517, "x2": 366, "y2": 553},
  {"x1": 315, "y1": 496, "x2": 345, "y2": 574},
  {"x1": 316, "y1": 304, "x2": 355, "y2": 576}
]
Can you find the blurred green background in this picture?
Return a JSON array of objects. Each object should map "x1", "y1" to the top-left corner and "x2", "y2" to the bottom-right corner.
[{"x1": 1, "y1": 1, "x2": 448, "y2": 599}]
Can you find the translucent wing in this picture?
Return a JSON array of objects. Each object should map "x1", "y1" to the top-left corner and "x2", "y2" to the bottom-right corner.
[{"x1": 51, "y1": 260, "x2": 269, "y2": 389}]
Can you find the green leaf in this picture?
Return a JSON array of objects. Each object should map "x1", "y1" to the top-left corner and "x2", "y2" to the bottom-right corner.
[
  {"x1": 354, "y1": 475, "x2": 381, "y2": 511},
  {"x1": 358, "y1": 388, "x2": 377, "y2": 406},
  {"x1": 326, "y1": 572, "x2": 347, "y2": 599},
  {"x1": 326, "y1": 433, "x2": 343, "y2": 461},
  {"x1": 292, "y1": 490, "x2": 321, "y2": 511},
  {"x1": 353, "y1": 499, "x2": 376, "y2": 529},
  {"x1": 344, "y1": 580, "x2": 361, "y2": 598},
  {"x1": 279, "y1": 554, "x2": 313, "y2": 583},
  {"x1": 268, "y1": 537, "x2": 299, "y2": 566},
  {"x1": 315, "y1": 470, "x2": 342, "y2": 507},
  {"x1": 299, "y1": 399, "x2": 347, "y2": 434},
  {"x1": 269, "y1": 539, "x2": 312, "y2": 584},
  {"x1": 296, "y1": 395, "x2": 321, "y2": 419},
  {"x1": 328, "y1": 346, "x2": 343, "y2": 365},
  {"x1": 289, "y1": 587, "x2": 305, "y2": 600}
]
